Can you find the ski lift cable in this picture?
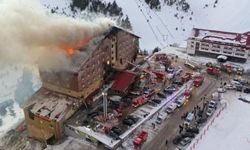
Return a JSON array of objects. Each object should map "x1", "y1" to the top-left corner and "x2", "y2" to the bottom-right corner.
[
  {"x1": 133, "y1": 0, "x2": 164, "y2": 47},
  {"x1": 137, "y1": 0, "x2": 175, "y2": 40},
  {"x1": 156, "y1": 26, "x2": 169, "y2": 42}
]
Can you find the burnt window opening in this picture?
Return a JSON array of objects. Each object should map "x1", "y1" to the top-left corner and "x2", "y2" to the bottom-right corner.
[
  {"x1": 120, "y1": 59, "x2": 123, "y2": 64},
  {"x1": 28, "y1": 110, "x2": 35, "y2": 120}
]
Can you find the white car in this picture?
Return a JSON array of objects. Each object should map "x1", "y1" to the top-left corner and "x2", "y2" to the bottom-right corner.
[
  {"x1": 165, "y1": 103, "x2": 178, "y2": 113},
  {"x1": 156, "y1": 112, "x2": 168, "y2": 124},
  {"x1": 175, "y1": 96, "x2": 186, "y2": 107},
  {"x1": 217, "y1": 87, "x2": 226, "y2": 93},
  {"x1": 208, "y1": 100, "x2": 217, "y2": 109},
  {"x1": 184, "y1": 113, "x2": 194, "y2": 125},
  {"x1": 206, "y1": 108, "x2": 214, "y2": 116},
  {"x1": 225, "y1": 84, "x2": 236, "y2": 90}
]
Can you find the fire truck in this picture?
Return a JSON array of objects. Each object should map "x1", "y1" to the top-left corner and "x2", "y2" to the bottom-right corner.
[
  {"x1": 207, "y1": 67, "x2": 221, "y2": 76},
  {"x1": 132, "y1": 96, "x2": 148, "y2": 107},
  {"x1": 194, "y1": 76, "x2": 204, "y2": 87},
  {"x1": 133, "y1": 130, "x2": 149, "y2": 147}
]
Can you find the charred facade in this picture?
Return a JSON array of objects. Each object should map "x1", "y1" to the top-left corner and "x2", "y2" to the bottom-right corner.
[{"x1": 23, "y1": 26, "x2": 139, "y2": 143}]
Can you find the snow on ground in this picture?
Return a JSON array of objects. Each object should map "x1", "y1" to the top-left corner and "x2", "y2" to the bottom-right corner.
[
  {"x1": 193, "y1": 91, "x2": 250, "y2": 150},
  {"x1": 0, "y1": 64, "x2": 41, "y2": 137},
  {"x1": 45, "y1": 137, "x2": 97, "y2": 150}
]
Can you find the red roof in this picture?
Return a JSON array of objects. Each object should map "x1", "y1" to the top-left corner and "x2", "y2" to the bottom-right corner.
[{"x1": 111, "y1": 71, "x2": 137, "y2": 92}]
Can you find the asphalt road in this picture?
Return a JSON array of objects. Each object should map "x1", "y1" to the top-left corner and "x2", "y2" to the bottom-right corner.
[{"x1": 142, "y1": 75, "x2": 218, "y2": 150}]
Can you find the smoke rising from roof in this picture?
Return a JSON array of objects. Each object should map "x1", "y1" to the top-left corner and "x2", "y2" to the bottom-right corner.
[{"x1": 0, "y1": 0, "x2": 115, "y2": 71}]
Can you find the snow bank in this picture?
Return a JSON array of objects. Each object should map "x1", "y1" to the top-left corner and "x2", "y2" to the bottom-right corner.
[{"x1": 191, "y1": 91, "x2": 250, "y2": 150}]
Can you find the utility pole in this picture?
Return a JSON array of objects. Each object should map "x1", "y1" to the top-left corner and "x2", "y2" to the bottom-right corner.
[{"x1": 102, "y1": 92, "x2": 108, "y2": 121}]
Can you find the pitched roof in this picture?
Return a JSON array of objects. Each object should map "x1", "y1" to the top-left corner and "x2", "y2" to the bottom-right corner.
[{"x1": 111, "y1": 71, "x2": 137, "y2": 92}]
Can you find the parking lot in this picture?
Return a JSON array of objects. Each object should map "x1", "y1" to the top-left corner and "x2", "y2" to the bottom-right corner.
[{"x1": 142, "y1": 74, "x2": 218, "y2": 150}]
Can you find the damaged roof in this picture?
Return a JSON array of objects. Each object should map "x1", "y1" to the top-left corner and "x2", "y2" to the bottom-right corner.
[
  {"x1": 25, "y1": 88, "x2": 78, "y2": 121},
  {"x1": 69, "y1": 26, "x2": 140, "y2": 72}
]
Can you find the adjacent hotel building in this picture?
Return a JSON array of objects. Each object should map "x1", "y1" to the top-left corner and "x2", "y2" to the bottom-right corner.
[{"x1": 187, "y1": 28, "x2": 250, "y2": 63}]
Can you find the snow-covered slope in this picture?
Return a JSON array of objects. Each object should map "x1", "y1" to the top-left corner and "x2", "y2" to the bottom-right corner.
[
  {"x1": 38, "y1": 0, "x2": 250, "y2": 50},
  {"x1": 0, "y1": 64, "x2": 41, "y2": 137},
  {"x1": 114, "y1": 0, "x2": 250, "y2": 49}
]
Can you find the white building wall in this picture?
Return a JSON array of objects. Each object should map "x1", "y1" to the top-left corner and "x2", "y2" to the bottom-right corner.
[
  {"x1": 187, "y1": 37, "x2": 249, "y2": 59},
  {"x1": 186, "y1": 38, "x2": 196, "y2": 55}
]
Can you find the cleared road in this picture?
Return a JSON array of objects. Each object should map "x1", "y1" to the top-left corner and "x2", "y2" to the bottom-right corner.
[{"x1": 142, "y1": 75, "x2": 218, "y2": 150}]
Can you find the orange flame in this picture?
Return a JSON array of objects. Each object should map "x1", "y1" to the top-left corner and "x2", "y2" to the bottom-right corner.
[
  {"x1": 67, "y1": 48, "x2": 74, "y2": 55},
  {"x1": 64, "y1": 37, "x2": 93, "y2": 56}
]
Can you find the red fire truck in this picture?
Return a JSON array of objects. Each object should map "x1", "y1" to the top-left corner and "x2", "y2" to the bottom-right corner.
[
  {"x1": 133, "y1": 130, "x2": 149, "y2": 147},
  {"x1": 194, "y1": 76, "x2": 204, "y2": 87},
  {"x1": 132, "y1": 96, "x2": 147, "y2": 108}
]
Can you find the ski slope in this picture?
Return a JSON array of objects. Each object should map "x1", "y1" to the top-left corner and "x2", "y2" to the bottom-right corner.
[
  {"x1": 0, "y1": 64, "x2": 41, "y2": 137},
  {"x1": 1, "y1": 0, "x2": 250, "y2": 49},
  {"x1": 191, "y1": 91, "x2": 250, "y2": 150}
]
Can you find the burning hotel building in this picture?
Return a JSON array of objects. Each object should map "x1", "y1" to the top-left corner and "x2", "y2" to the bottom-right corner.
[{"x1": 23, "y1": 26, "x2": 139, "y2": 143}]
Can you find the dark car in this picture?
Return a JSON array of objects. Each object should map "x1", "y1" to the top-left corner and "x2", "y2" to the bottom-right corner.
[
  {"x1": 148, "y1": 101, "x2": 158, "y2": 107},
  {"x1": 186, "y1": 127, "x2": 199, "y2": 134},
  {"x1": 197, "y1": 118, "x2": 207, "y2": 124},
  {"x1": 108, "y1": 130, "x2": 120, "y2": 140},
  {"x1": 127, "y1": 115, "x2": 139, "y2": 123},
  {"x1": 164, "y1": 89, "x2": 175, "y2": 95},
  {"x1": 172, "y1": 135, "x2": 183, "y2": 145},
  {"x1": 152, "y1": 99, "x2": 161, "y2": 104},
  {"x1": 236, "y1": 85, "x2": 243, "y2": 92},
  {"x1": 173, "y1": 80, "x2": 183, "y2": 86},
  {"x1": 181, "y1": 132, "x2": 195, "y2": 138},
  {"x1": 157, "y1": 92, "x2": 167, "y2": 98},
  {"x1": 244, "y1": 88, "x2": 250, "y2": 93},
  {"x1": 111, "y1": 127, "x2": 123, "y2": 136},
  {"x1": 87, "y1": 112, "x2": 99, "y2": 118},
  {"x1": 122, "y1": 118, "x2": 134, "y2": 126},
  {"x1": 164, "y1": 86, "x2": 176, "y2": 94}
]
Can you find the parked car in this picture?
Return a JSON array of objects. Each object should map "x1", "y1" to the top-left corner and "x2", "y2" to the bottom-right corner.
[
  {"x1": 164, "y1": 87, "x2": 176, "y2": 94},
  {"x1": 206, "y1": 108, "x2": 214, "y2": 117},
  {"x1": 225, "y1": 84, "x2": 236, "y2": 90},
  {"x1": 173, "y1": 80, "x2": 183, "y2": 86},
  {"x1": 156, "y1": 112, "x2": 168, "y2": 124},
  {"x1": 197, "y1": 117, "x2": 207, "y2": 124},
  {"x1": 217, "y1": 87, "x2": 226, "y2": 93},
  {"x1": 175, "y1": 96, "x2": 186, "y2": 107},
  {"x1": 152, "y1": 99, "x2": 161, "y2": 104},
  {"x1": 127, "y1": 115, "x2": 139, "y2": 124},
  {"x1": 165, "y1": 103, "x2": 178, "y2": 113},
  {"x1": 123, "y1": 119, "x2": 134, "y2": 126},
  {"x1": 181, "y1": 132, "x2": 195, "y2": 138},
  {"x1": 208, "y1": 100, "x2": 217, "y2": 109},
  {"x1": 236, "y1": 85, "x2": 243, "y2": 92},
  {"x1": 179, "y1": 137, "x2": 192, "y2": 146},
  {"x1": 175, "y1": 67, "x2": 183, "y2": 76},
  {"x1": 244, "y1": 88, "x2": 250, "y2": 93},
  {"x1": 172, "y1": 135, "x2": 183, "y2": 145},
  {"x1": 184, "y1": 113, "x2": 194, "y2": 125},
  {"x1": 111, "y1": 127, "x2": 123, "y2": 136},
  {"x1": 148, "y1": 101, "x2": 158, "y2": 107},
  {"x1": 157, "y1": 92, "x2": 167, "y2": 98},
  {"x1": 108, "y1": 130, "x2": 120, "y2": 140},
  {"x1": 186, "y1": 127, "x2": 199, "y2": 134}
]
